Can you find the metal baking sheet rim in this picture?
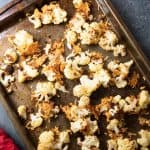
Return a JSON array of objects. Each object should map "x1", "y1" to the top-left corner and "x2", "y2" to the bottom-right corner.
[{"x1": 0, "y1": 0, "x2": 149, "y2": 149}]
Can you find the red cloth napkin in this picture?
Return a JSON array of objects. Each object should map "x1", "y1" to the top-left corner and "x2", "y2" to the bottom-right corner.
[{"x1": 0, "y1": 129, "x2": 19, "y2": 150}]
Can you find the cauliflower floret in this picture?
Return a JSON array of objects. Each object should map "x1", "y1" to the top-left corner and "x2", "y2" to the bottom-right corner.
[
  {"x1": 108, "y1": 60, "x2": 133, "y2": 88},
  {"x1": 78, "y1": 96, "x2": 90, "y2": 107},
  {"x1": 108, "y1": 137, "x2": 137, "y2": 150},
  {"x1": 38, "y1": 129, "x2": 70, "y2": 150},
  {"x1": 80, "y1": 75, "x2": 100, "y2": 93},
  {"x1": 0, "y1": 69, "x2": 15, "y2": 88},
  {"x1": 99, "y1": 30, "x2": 126, "y2": 56},
  {"x1": 62, "y1": 104, "x2": 91, "y2": 121},
  {"x1": 73, "y1": 84, "x2": 88, "y2": 97},
  {"x1": 71, "y1": 118, "x2": 87, "y2": 133},
  {"x1": 113, "y1": 44, "x2": 126, "y2": 57},
  {"x1": 39, "y1": 130, "x2": 54, "y2": 144},
  {"x1": 107, "y1": 139, "x2": 117, "y2": 150},
  {"x1": 32, "y1": 82, "x2": 56, "y2": 102},
  {"x1": 3, "y1": 48, "x2": 18, "y2": 64},
  {"x1": 52, "y1": 5, "x2": 67, "y2": 24},
  {"x1": 11, "y1": 30, "x2": 40, "y2": 56},
  {"x1": 80, "y1": 22, "x2": 102, "y2": 45},
  {"x1": 13, "y1": 30, "x2": 33, "y2": 48},
  {"x1": 73, "y1": 0, "x2": 90, "y2": 17},
  {"x1": 54, "y1": 130, "x2": 70, "y2": 150},
  {"x1": 17, "y1": 105, "x2": 27, "y2": 119},
  {"x1": 112, "y1": 95, "x2": 139, "y2": 113},
  {"x1": 117, "y1": 138, "x2": 138, "y2": 150},
  {"x1": 107, "y1": 119, "x2": 121, "y2": 134},
  {"x1": 85, "y1": 117, "x2": 98, "y2": 135},
  {"x1": 73, "y1": 0, "x2": 83, "y2": 7},
  {"x1": 28, "y1": 8, "x2": 42, "y2": 28},
  {"x1": 88, "y1": 60, "x2": 103, "y2": 72},
  {"x1": 18, "y1": 61, "x2": 39, "y2": 83},
  {"x1": 26, "y1": 113, "x2": 43, "y2": 130},
  {"x1": 69, "y1": 13, "x2": 86, "y2": 34},
  {"x1": 64, "y1": 62, "x2": 82, "y2": 80},
  {"x1": 55, "y1": 82, "x2": 68, "y2": 93},
  {"x1": 29, "y1": 3, "x2": 67, "y2": 28},
  {"x1": 73, "y1": 75, "x2": 100, "y2": 97},
  {"x1": 107, "y1": 138, "x2": 137, "y2": 150},
  {"x1": 115, "y1": 77, "x2": 127, "y2": 88},
  {"x1": 71, "y1": 117, "x2": 98, "y2": 134},
  {"x1": 65, "y1": 29, "x2": 78, "y2": 49},
  {"x1": 137, "y1": 130, "x2": 150, "y2": 147},
  {"x1": 107, "y1": 60, "x2": 119, "y2": 71},
  {"x1": 140, "y1": 147, "x2": 149, "y2": 150},
  {"x1": 38, "y1": 130, "x2": 54, "y2": 150},
  {"x1": 99, "y1": 30, "x2": 118, "y2": 50},
  {"x1": 94, "y1": 69, "x2": 111, "y2": 87},
  {"x1": 138, "y1": 90, "x2": 150, "y2": 109},
  {"x1": 75, "y1": 51, "x2": 91, "y2": 66},
  {"x1": 41, "y1": 4, "x2": 53, "y2": 25},
  {"x1": 77, "y1": 135, "x2": 100, "y2": 150}
]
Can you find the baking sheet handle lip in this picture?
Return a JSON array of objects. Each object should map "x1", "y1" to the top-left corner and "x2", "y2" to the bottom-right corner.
[{"x1": 0, "y1": 84, "x2": 35, "y2": 150}]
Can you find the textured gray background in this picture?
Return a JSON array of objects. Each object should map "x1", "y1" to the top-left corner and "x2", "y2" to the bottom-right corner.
[{"x1": 0, "y1": 0, "x2": 149, "y2": 149}]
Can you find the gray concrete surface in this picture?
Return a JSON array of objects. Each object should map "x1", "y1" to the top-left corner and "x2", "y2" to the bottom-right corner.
[{"x1": 0, "y1": 0, "x2": 149, "y2": 149}]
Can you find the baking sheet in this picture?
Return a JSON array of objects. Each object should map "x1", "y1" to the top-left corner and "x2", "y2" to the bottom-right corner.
[{"x1": 0, "y1": 0, "x2": 149, "y2": 149}]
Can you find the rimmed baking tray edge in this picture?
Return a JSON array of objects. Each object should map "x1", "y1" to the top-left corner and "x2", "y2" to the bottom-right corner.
[{"x1": 0, "y1": 0, "x2": 149, "y2": 149}]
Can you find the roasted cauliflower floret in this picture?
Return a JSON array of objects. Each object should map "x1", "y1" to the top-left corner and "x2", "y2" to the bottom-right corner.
[
  {"x1": 0, "y1": 69, "x2": 15, "y2": 88},
  {"x1": 73, "y1": 75, "x2": 100, "y2": 97},
  {"x1": 28, "y1": 8, "x2": 42, "y2": 28},
  {"x1": 77, "y1": 135, "x2": 100, "y2": 150},
  {"x1": 38, "y1": 130, "x2": 54, "y2": 150},
  {"x1": 69, "y1": 13, "x2": 86, "y2": 34},
  {"x1": 32, "y1": 82, "x2": 56, "y2": 102},
  {"x1": 117, "y1": 138, "x2": 138, "y2": 150},
  {"x1": 71, "y1": 118, "x2": 87, "y2": 133},
  {"x1": 137, "y1": 130, "x2": 150, "y2": 147},
  {"x1": 99, "y1": 30, "x2": 126, "y2": 56},
  {"x1": 64, "y1": 61, "x2": 82, "y2": 80},
  {"x1": 80, "y1": 22, "x2": 102, "y2": 45},
  {"x1": 107, "y1": 138, "x2": 138, "y2": 150},
  {"x1": 17, "y1": 105, "x2": 27, "y2": 119},
  {"x1": 93, "y1": 68, "x2": 111, "y2": 87},
  {"x1": 26, "y1": 113, "x2": 43, "y2": 130},
  {"x1": 52, "y1": 4, "x2": 67, "y2": 24},
  {"x1": 73, "y1": 0, "x2": 90, "y2": 17},
  {"x1": 78, "y1": 96, "x2": 90, "y2": 107},
  {"x1": 113, "y1": 44, "x2": 126, "y2": 57},
  {"x1": 18, "y1": 61, "x2": 39, "y2": 83},
  {"x1": 108, "y1": 60, "x2": 133, "y2": 88},
  {"x1": 62, "y1": 104, "x2": 91, "y2": 121},
  {"x1": 29, "y1": 2, "x2": 67, "y2": 28},
  {"x1": 65, "y1": 29, "x2": 78, "y2": 49},
  {"x1": 138, "y1": 90, "x2": 150, "y2": 109},
  {"x1": 3, "y1": 48, "x2": 18, "y2": 64},
  {"x1": 107, "y1": 119, "x2": 121, "y2": 134},
  {"x1": 99, "y1": 30, "x2": 118, "y2": 50},
  {"x1": 107, "y1": 139, "x2": 118, "y2": 150},
  {"x1": 38, "y1": 129, "x2": 70, "y2": 150},
  {"x1": 71, "y1": 117, "x2": 98, "y2": 134},
  {"x1": 10, "y1": 30, "x2": 40, "y2": 56}
]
